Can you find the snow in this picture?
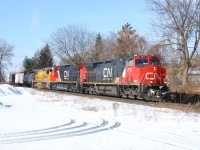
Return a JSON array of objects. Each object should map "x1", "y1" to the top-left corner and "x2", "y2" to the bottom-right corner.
[{"x1": 0, "y1": 84, "x2": 200, "y2": 150}]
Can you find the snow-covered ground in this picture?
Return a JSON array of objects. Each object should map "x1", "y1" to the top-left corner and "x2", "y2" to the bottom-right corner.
[{"x1": 0, "y1": 84, "x2": 200, "y2": 150}]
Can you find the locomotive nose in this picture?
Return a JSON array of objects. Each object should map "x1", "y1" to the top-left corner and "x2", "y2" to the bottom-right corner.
[
  {"x1": 145, "y1": 65, "x2": 160, "y2": 84},
  {"x1": 145, "y1": 72, "x2": 159, "y2": 85}
]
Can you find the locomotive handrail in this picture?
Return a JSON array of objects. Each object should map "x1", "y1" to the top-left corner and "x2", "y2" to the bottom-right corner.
[{"x1": 139, "y1": 73, "x2": 145, "y2": 84}]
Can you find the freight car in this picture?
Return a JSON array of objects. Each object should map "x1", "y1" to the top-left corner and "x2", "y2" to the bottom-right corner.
[
  {"x1": 50, "y1": 55, "x2": 167, "y2": 101},
  {"x1": 14, "y1": 72, "x2": 24, "y2": 85},
  {"x1": 23, "y1": 72, "x2": 35, "y2": 87},
  {"x1": 9, "y1": 73, "x2": 15, "y2": 85},
  {"x1": 9, "y1": 72, "x2": 35, "y2": 87}
]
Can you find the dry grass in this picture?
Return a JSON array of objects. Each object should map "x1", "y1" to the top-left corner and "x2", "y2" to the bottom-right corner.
[
  {"x1": 157, "y1": 100, "x2": 200, "y2": 114},
  {"x1": 143, "y1": 109, "x2": 159, "y2": 122},
  {"x1": 166, "y1": 66, "x2": 200, "y2": 94},
  {"x1": 82, "y1": 106, "x2": 98, "y2": 112},
  {"x1": 113, "y1": 103, "x2": 120, "y2": 116},
  {"x1": 170, "y1": 85, "x2": 200, "y2": 95}
]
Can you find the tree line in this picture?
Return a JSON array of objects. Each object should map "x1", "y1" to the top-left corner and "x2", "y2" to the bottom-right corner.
[
  {"x1": 49, "y1": 23, "x2": 161, "y2": 65},
  {"x1": 23, "y1": 23, "x2": 160, "y2": 70}
]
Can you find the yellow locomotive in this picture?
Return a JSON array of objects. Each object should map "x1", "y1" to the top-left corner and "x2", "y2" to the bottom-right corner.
[{"x1": 32, "y1": 67, "x2": 52, "y2": 89}]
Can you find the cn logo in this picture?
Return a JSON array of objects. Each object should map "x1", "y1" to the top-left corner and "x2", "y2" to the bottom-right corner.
[
  {"x1": 64, "y1": 71, "x2": 69, "y2": 80},
  {"x1": 103, "y1": 68, "x2": 112, "y2": 78},
  {"x1": 145, "y1": 72, "x2": 155, "y2": 80}
]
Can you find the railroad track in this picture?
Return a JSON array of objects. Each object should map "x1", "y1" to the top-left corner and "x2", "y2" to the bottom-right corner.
[{"x1": 32, "y1": 87, "x2": 200, "y2": 113}]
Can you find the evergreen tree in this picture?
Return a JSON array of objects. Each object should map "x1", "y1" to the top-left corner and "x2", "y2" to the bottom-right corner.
[
  {"x1": 32, "y1": 50, "x2": 40, "y2": 70},
  {"x1": 92, "y1": 33, "x2": 104, "y2": 62},
  {"x1": 95, "y1": 33, "x2": 103, "y2": 50},
  {"x1": 23, "y1": 44, "x2": 54, "y2": 71},
  {"x1": 38, "y1": 44, "x2": 54, "y2": 69},
  {"x1": 23, "y1": 56, "x2": 33, "y2": 71}
]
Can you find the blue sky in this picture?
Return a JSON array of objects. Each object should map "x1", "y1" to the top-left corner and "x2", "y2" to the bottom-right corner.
[{"x1": 0, "y1": 0, "x2": 153, "y2": 72}]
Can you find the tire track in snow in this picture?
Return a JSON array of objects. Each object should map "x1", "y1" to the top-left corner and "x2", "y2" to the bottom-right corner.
[
  {"x1": 0, "y1": 119, "x2": 120, "y2": 144},
  {"x1": 0, "y1": 119, "x2": 75, "y2": 137},
  {"x1": 0, "y1": 120, "x2": 87, "y2": 139}
]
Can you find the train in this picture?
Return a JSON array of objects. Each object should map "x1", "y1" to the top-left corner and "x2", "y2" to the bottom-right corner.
[{"x1": 9, "y1": 55, "x2": 168, "y2": 101}]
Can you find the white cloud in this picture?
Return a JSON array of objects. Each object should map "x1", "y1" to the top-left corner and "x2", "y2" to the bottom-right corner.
[{"x1": 30, "y1": 10, "x2": 39, "y2": 30}]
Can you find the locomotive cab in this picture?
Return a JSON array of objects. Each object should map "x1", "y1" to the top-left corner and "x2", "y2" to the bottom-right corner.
[
  {"x1": 136, "y1": 55, "x2": 166, "y2": 100},
  {"x1": 119, "y1": 55, "x2": 167, "y2": 101},
  {"x1": 124, "y1": 55, "x2": 165, "y2": 85},
  {"x1": 32, "y1": 67, "x2": 52, "y2": 89}
]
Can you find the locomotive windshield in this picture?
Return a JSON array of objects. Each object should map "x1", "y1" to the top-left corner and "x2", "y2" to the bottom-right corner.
[
  {"x1": 135, "y1": 59, "x2": 160, "y2": 67},
  {"x1": 135, "y1": 59, "x2": 148, "y2": 66},
  {"x1": 150, "y1": 60, "x2": 160, "y2": 65}
]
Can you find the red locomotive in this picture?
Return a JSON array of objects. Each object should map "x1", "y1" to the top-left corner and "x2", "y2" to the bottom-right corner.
[{"x1": 49, "y1": 55, "x2": 167, "y2": 101}]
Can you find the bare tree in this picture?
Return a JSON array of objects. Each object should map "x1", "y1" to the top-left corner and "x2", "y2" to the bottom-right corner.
[
  {"x1": 192, "y1": 53, "x2": 200, "y2": 67},
  {"x1": 0, "y1": 39, "x2": 14, "y2": 82},
  {"x1": 103, "y1": 32, "x2": 118, "y2": 60},
  {"x1": 148, "y1": 0, "x2": 200, "y2": 86},
  {"x1": 148, "y1": 43, "x2": 162, "y2": 56},
  {"x1": 87, "y1": 33, "x2": 117, "y2": 63},
  {"x1": 137, "y1": 36, "x2": 149, "y2": 55},
  {"x1": 86, "y1": 33, "x2": 104, "y2": 63},
  {"x1": 49, "y1": 24, "x2": 95, "y2": 65}
]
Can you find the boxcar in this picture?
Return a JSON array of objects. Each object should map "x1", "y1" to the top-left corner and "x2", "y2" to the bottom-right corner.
[{"x1": 15, "y1": 72, "x2": 24, "y2": 85}]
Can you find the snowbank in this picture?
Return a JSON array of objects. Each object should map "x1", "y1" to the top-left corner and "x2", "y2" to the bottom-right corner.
[
  {"x1": 0, "y1": 84, "x2": 26, "y2": 107},
  {"x1": 0, "y1": 84, "x2": 23, "y2": 96},
  {"x1": 0, "y1": 84, "x2": 200, "y2": 150},
  {"x1": 0, "y1": 84, "x2": 30, "y2": 96}
]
